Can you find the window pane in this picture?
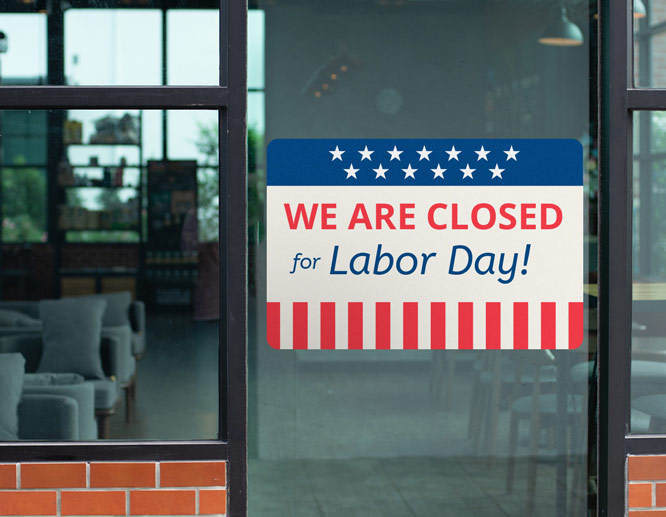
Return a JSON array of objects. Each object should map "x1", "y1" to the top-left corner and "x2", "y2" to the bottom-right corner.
[
  {"x1": 0, "y1": 14, "x2": 47, "y2": 83},
  {"x1": 633, "y1": 2, "x2": 666, "y2": 87},
  {"x1": 0, "y1": 109, "x2": 220, "y2": 441},
  {"x1": 248, "y1": 2, "x2": 596, "y2": 516},
  {"x1": 167, "y1": 10, "x2": 219, "y2": 85},
  {"x1": 631, "y1": 111, "x2": 666, "y2": 434},
  {"x1": 0, "y1": 4, "x2": 220, "y2": 87}
]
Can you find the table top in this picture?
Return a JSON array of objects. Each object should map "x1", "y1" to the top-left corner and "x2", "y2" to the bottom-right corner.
[{"x1": 584, "y1": 283, "x2": 666, "y2": 301}]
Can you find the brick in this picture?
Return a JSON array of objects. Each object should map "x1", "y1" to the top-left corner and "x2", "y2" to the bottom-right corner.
[
  {"x1": 21, "y1": 463, "x2": 86, "y2": 489},
  {"x1": 629, "y1": 456, "x2": 666, "y2": 481},
  {"x1": 130, "y1": 490, "x2": 195, "y2": 515},
  {"x1": 200, "y1": 489, "x2": 226, "y2": 515},
  {"x1": 657, "y1": 483, "x2": 666, "y2": 507},
  {"x1": 630, "y1": 483, "x2": 653, "y2": 508},
  {"x1": 630, "y1": 512, "x2": 666, "y2": 517},
  {"x1": 0, "y1": 491, "x2": 57, "y2": 516},
  {"x1": 0, "y1": 465, "x2": 16, "y2": 489},
  {"x1": 91, "y1": 462, "x2": 155, "y2": 488},
  {"x1": 61, "y1": 491, "x2": 126, "y2": 516},
  {"x1": 160, "y1": 462, "x2": 226, "y2": 487}
]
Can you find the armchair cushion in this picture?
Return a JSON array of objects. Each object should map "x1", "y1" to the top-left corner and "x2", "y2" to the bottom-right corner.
[
  {"x1": 38, "y1": 298, "x2": 107, "y2": 380},
  {"x1": 0, "y1": 353, "x2": 26, "y2": 440},
  {"x1": 73, "y1": 291, "x2": 131, "y2": 327}
]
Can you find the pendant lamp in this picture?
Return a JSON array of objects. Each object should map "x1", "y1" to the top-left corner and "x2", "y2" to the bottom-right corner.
[{"x1": 538, "y1": 1, "x2": 584, "y2": 47}]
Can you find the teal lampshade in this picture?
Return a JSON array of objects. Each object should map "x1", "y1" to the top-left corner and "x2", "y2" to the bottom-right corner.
[
  {"x1": 635, "y1": 0, "x2": 647, "y2": 19},
  {"x1": 538, "y1": 8, "x2": 584, "y2": 47}
]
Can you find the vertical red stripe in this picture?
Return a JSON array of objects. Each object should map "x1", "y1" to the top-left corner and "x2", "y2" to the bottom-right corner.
[
  {"x1": 320, "y1": 302, "x2": 335, "y2": 350},
  {"x1": 403, "y1": 303, "x2": 418, "y2": 349},
  {"x1": 376, "y1": 302, "x2": 391, "y2": 349},
  {"x1": 513, "y1": 302, "x2": 529, "y2": 349},
  {"x1": 541, "y1": 302, "x2": 556, "y2": 350},
  {"x1": 348, "y1": 303, "x2": 363, "y2": 349},
  {"x1": 458, "y1": 302, "x2": 473, "y2": 349},
  {"x1": 569, "y1": 302, "x2": 584, "y2": 349},
  {"x1": 486, "y1": 302, "x2": 501, "y2": 349},
  {"x1": 267, "y1": 302, "x2": 281, "y2": 349},
  {"x1": 430, "y1": 303, "x2": 446, "y2": 349},
  {"x1": 293, "y1": 302, "x2": 308, "y2": 349}
]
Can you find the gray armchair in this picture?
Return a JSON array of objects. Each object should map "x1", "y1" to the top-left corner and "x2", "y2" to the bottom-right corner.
[{"x1": 0, "y1": 334, "x2": 127, "y2": 439}]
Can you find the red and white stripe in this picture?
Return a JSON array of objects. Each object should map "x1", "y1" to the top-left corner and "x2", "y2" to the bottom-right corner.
[{"x1": 266, "y1": 301, "x2": 584, "y2": 350}]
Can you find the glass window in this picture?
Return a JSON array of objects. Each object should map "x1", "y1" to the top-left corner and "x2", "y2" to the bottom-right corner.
[
  {"x1": 0, "y1": 108, "x2": 220, "y2": 441},
  {"x1": 167, "y1": 10, "x2": 219, "y2": 85},
  {"x1": 65, "y1": 9, "x2": 162, "y2": 86},
  {"x1": 631, "y1": 110, "x2": 666, "y2": 434},
  {"x1": 0, "y1": 14, "x2": 47, "y2": 83},
  {"x1": 634, "y1": 1, "x2": 666, "y2": 87},
  {"x1": 248, "y1": 1, "x2": 596, "y2": 515}
]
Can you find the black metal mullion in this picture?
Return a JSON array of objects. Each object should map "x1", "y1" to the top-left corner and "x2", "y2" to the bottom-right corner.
[
  {"x1": 0, "y1": 86, "x2": 229, "y2": 110},
  {"x1": 626, "y1": 435, "x2": 666, "y2": 454},
  {"x1": 221, "y1": 0, "x2": 247, "y2": 514},
  {"x1": 628, "y1": 89, "x2": 666, "y2": 109},
  {"x1": 599, "y1": 1, "x2": 632, "y2": 516}
]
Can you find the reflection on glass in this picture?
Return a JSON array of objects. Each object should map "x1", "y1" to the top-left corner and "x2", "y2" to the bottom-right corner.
[
  {"x1": 634, "y1": 3, "x2": 666, "y2": 87},
  {"x1": 248, "y1": 1, "x2": 595, "y2": 516},
  {"x1": 631, "y1": 111, "x2": 666, "y2": 435},
  {"x1": 0, "y1": 109, "x2": 219, "y2": 441}
]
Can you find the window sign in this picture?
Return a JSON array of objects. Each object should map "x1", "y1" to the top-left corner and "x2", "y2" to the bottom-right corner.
[{"x1": 267, "y1": 139, "x2": 583, "y2": 350}]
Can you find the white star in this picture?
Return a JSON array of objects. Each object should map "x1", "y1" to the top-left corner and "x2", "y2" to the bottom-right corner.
[
  {"x1": 475, "y1": 146, "x2": 490, "y2": 161},
  {"x1": 504, "y1": 146, "x2": 519, "y2": 161},
  {"x1": 402, "y1": 164, "x2": 417, "y2": 179},
  {"x1": 417, "y1": 145, "x2": 432, "y2": 161},
  {"x1": 359, "y1": 146, "x2": 374, "y2": 161},
  {"x1": 329, "y1": 146, "x2": 345, "y2": 161},
  {"x1": 489, "y1": 164, "x2": 504, "y2": 179},
  {"x1": 446, "y1": 145, "x2": 461, "y2": 161},
  {"x1": 461, "y1": 164, "x2": 475, "y2": 179},
  {"x1": 344, "y1": 164, "x2": 359, "y2": 179},
  {"x1": 388, "y1": 146, "x2": 403, "y2": 161},
  {"x1": 431, "y1": 164, "x2": 446, "y2": 179},
  {"x1": 373, "y1": 164, "x2": 388, "y2": 179}
]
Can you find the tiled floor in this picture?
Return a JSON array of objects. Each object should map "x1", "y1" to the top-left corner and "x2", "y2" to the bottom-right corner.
[
  {"x1": 249, "y1": 457, "x2": 588, "y2": 517},
  {"x1": 104, "y1": 307, "x2": 592, "y2": 516}
]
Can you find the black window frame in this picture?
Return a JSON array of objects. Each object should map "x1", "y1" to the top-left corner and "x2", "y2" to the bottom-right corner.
[
  {"x1": 0, "y1": 1, "x2": 247, "y2": 517},
  {"x1": 598, "y1": 0, "x2": 666, "y2": 515}
]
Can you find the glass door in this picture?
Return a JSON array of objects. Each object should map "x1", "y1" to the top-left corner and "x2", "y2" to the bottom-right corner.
[{"x1": 248, "y1": 1, "x2": 598, "y2": 515}]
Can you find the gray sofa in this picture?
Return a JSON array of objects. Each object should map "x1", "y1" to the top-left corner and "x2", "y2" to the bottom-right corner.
[
  {"x1": 0, "y1": 300, "x2": 146, "y2": 359},
  {"x1": 0, "y1": 334, "x2": 125, "y2": 439}
]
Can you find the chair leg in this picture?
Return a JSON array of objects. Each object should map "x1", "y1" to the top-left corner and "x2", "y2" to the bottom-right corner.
[
  {"x1": 96, "y1": 410, "x2": 112, "y2": 439},
  {"x1": 506, "y1": 412, "x2": 519, "y2": 494},
  {"x1": 527, "y1": 395, "x2": 541, "y2": 515},
  {"x1": 125, "y1": 375, "x2": 136, "y2": 423},
  {"x1": 444, "y1": 351, "x2": 457, "y2": 410},
  {"x1": 485, "y1": 352, "x2": 503, "y2": 466}
]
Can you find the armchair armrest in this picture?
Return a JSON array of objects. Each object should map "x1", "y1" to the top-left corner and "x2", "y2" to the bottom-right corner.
[
  {"x1": 100, "y1": 331, "x2": 135, "y2": 385},
  {"x1": 129, "y1": 301, "x2": 145, "y2": 335},
  {"x1": 0, "y1": 334, "x2": 43, "y2": 372},
  {"x1": 18, "y1": 394, "x2": 79, "y2": 440}
]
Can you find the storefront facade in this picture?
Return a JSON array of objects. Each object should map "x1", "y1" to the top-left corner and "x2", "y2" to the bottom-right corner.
[{"x1": 0, "y1": 0, "x2": 660, "y2": 516}]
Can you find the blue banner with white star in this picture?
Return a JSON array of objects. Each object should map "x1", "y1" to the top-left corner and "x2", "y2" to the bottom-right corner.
[{"x1": 267, "y1": 139, "x2": 583, "y2": 187}]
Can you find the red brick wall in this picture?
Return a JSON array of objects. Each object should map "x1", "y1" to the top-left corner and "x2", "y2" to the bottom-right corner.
[{"x1": 0, "y1": 461, "x2": 226, "y2": 516}]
